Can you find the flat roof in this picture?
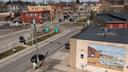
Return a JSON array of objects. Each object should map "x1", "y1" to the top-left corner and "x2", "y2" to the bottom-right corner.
[{"x1": 72, "y1": 24, "x2": 128, "y2": 44}]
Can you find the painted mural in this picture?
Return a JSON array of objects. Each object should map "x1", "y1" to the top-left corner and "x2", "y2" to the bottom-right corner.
[{"x1": 87, "y1": 45, "x2": 125, "y2": 71}]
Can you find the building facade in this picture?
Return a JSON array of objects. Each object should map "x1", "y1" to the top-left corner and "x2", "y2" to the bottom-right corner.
[
  {"x1": 70, "y1": 39, "x2": 128, "y2": 72},
  {"x1": 70, "y1": 24, "x2": 128, "y2": 72},
  {"x1": 90, "y1": 4, "x2": 101, "y2": 13},
  {"x1": 20, "y1": 5, "x2": 56, "y2": 24},
  {"x1": 95, "y1": 13, "x2": 128, "y2": 29}
]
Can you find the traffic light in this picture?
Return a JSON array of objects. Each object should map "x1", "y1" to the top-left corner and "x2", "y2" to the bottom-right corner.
[{"x1": 54, "y1": 26, "x2": 59, "y2": 33}]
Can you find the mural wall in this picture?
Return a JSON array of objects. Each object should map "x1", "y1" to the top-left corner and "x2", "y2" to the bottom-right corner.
[{"x1": 88, "y1": 45, "x2": 125, "y2": 71}]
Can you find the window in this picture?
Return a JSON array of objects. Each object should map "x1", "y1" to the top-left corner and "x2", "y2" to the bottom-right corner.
[
  {"x1": 81, "y1": 54, "x2": 84, "y2": 59},
  {"x1": 26, "y1": 13, "x2": 28, "y2": 16},
  {"x1": 30, "y1": 13, "x2": 33, "y2": 17},
  {"x1": 34, "y1": 13, "x2": 37, "y2": 17}
]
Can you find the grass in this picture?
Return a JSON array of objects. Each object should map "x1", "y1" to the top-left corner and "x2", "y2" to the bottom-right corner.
[
  {"x1": 62, "y1": 18, "x2": 87, "y2": 27},
  {"x1": 26, "y1": 32, "x2": 59, "y2": 46},
  {"x1": 0, "y1": 46, "x2": 26, "y2": 60},
  {"x1": 36, "y1": 32, "x2": 48, "y2": 37}
]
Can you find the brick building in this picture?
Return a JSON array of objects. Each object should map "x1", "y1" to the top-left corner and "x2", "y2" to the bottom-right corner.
[
  {"x1": 95, "y1": 13, "x2": 128, "y2": 29},
  {"x1": 20, "y1": 5, "x2": 56, "y2": 24}
]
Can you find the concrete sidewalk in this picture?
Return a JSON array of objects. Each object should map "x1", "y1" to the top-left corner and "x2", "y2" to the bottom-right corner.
[{"x1": 54, "y1": 55, "x2": 85, "y2": 72}]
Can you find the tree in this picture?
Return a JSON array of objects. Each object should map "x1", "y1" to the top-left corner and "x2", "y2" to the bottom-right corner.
[{"x1": 76, "y1": 0, "x2": 80, "y2": 4}]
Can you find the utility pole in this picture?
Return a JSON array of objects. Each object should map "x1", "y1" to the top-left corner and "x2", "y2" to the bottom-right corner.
[{"x1": 32, "y1": 19, "x2": 39, "y2": 68}]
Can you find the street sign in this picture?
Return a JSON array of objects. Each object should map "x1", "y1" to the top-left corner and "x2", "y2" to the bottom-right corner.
[
  {"x1": 44, "y1": 26, "x2": 50, "y2": 32},
  {"x1": 54, "y1": 26, "x2": 59, "y2": 33}
]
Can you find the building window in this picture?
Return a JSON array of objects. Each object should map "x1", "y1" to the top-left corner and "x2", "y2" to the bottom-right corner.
[
  {"x1": 81, "y1": 54, "x2": 84, "y2": 59},
  {"x1": 26, "y1": 13, "x2": 28, "y2": 16},
  {"x1": 30, "y1": 13, "x2": 33, "y2": 17},
  {"x1": 34, "y1": 13, "x2": 37, "y2": 17}
]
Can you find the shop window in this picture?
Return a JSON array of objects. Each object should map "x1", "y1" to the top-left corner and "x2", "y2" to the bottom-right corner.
[{"x1": 81, "y1": 54, "x2": 84, "y2": 59}]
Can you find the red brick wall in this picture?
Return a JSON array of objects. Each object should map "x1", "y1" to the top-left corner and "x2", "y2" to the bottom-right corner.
[
  {"x1": 107, "y1": 23, "x2": 128, "y2": 29},
  {"x1": 20, "y1": 11, "x2": 43, "y2": 24}
]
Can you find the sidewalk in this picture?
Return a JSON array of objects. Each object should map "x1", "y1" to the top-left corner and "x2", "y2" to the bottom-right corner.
[
  {"x1": 54, "y1": 55, "x2": 85, "y2": 72},
  {"x1": 26, "y1": 47, "x2": 85, "y2": 72}
]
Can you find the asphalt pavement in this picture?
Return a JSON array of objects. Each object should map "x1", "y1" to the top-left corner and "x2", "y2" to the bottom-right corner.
[{"x1": 0, "y1": 29, "x2": 79, "y2": 72}]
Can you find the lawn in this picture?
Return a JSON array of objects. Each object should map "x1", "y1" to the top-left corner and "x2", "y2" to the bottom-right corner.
[
  {"x1": 62, "y1": 18, "x2": 87, "y2": 27},
  {"x1": 0, "y1": 46, "x2": 26, "y2": 60}
]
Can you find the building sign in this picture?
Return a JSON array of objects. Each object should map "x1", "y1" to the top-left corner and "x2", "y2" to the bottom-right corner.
[{"x1": 87, "y1": 44, "x2": 125, "y2": 71}]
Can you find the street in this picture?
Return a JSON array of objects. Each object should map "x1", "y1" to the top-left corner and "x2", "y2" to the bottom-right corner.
[{"x1": 0, "y1": 29, "x2": 79, "y2": 72}]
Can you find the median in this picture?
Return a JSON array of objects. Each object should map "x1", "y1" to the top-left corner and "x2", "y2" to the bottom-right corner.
[
  {"x1": 26, "y1": 32, "x2": 59, "y2": 46},
  {"x1": 0, "y1": 46, "x2": 26, "y2": 60}
]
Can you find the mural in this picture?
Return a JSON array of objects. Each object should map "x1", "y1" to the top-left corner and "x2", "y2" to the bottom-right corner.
[{"x1": 87, "y1": 45, "x2": 125, "y2": 71}]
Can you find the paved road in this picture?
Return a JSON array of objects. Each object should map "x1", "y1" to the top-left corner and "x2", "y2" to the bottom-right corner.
[{"x1": 0, "y1": 29, "x2": 79, "y2": 72}]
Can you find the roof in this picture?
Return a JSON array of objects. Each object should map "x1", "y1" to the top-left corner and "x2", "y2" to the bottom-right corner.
[
  {"x1": 109, "y1": 12, "x2": 128, "y2": 20},
  {"x1": 72, "y1": 24, "x2": 128, "y2": 44},
  {"x1": 97, "y1": 13, "x2": 127, "y2": 23}
]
